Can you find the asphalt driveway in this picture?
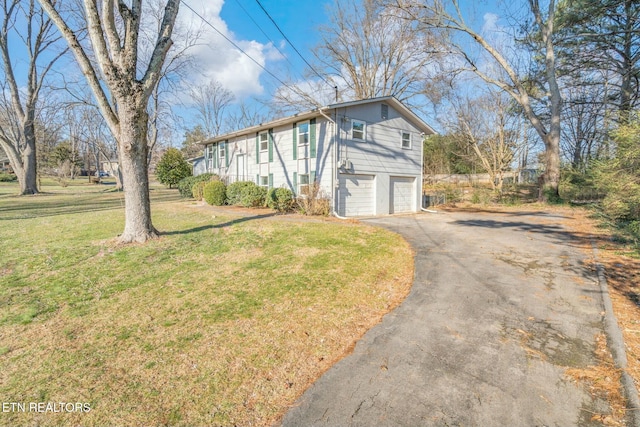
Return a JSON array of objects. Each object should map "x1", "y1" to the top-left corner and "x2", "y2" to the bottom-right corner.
[{"x1": 280, "y1": 209, "x2": 615, "y2": 426}]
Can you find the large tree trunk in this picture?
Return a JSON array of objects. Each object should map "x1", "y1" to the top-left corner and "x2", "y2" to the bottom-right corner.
[
  {"x1": 117, "y1": 106, "x2": 158, "y2": 243},
  {"x1": 20, "y1": 117, "x2": 39, "y2": 195}
]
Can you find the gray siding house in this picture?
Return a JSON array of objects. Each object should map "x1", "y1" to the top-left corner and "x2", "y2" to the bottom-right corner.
[{"x1": 199, "y1": 96, "x2": 436, "y2": 217}]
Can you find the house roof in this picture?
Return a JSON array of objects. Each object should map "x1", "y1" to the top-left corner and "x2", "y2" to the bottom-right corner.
[{"x1": 199, "y1": 96, "x2": 437, "y2": 145}]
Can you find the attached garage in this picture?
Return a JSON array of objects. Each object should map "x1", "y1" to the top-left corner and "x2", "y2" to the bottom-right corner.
[
  {"x1": 390, "y1": 176, "x2": 416, "y2": 214},
  {"x1": 337, "y1": 174, "x2": 375, "y2": 217}
]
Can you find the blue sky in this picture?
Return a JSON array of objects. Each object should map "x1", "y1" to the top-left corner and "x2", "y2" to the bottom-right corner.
[{"x1": 179, "y1": 0, "x2": 506, "y2": 107}]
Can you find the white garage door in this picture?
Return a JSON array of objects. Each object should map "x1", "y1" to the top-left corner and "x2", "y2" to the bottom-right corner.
[
  {"x1": 338, "y1": 174, "x2": 375, "y2": 217},
  {"x1": 390, "y1": 176, "x2": 415, "y2": 214}
]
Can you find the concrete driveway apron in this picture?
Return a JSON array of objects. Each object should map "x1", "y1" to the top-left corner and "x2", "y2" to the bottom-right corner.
[{"x1": 280, "y1": 209, "x2": 613, "y2": 427}]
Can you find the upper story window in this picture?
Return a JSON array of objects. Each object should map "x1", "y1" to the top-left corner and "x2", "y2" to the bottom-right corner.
[
  {"x1": 351, "y1": 119, "x2": 366, "y2": 141},
  {"x1": 401, "y1": 132, "x2": 411, "y2": 149},
  {"x1": 298, "y1": 122, "x2": 310, "y2": 145},
  {"x1": 219, "y1": 142, "x2": 226, "y2": 159},
  {"x1": 259, "y1": 132, "x2": 268, "y2": 152}
]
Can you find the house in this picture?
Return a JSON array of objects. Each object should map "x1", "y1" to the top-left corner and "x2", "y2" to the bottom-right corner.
[
  {"x1": 199, "y1": 96, "x2": 436, "y2": 217},
  {"x1": 0, "y1": 157, "x2": 12, "y2": 173},
  {"x1": 187, "y1": 156, "x2": 207, "y2": 176}
]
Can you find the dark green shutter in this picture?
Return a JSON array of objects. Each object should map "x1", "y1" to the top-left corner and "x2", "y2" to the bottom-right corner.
[
  {"x1": 213, "y1": 144, "x2": 218, "y2": 169},
  {"x1": 256, "y1": 174, "x2": 260, "y2": 185},
  {"x1": 255, "y1": 133, "x2": 260, "y2": 164},
  {"x1": 225, "y1": 142, "x2": 229, "y2": 167},
  {"x1": 268, "y1": 173, "x2": 273, "y2": 189},
  {"x1": 310, "y1": 118, "x2": 316, "y2": 158},
  {"x1": 293, "y1": 172, "x2": 297, "y2": 195},
  {"x1": 311, "y1": 171, "x2": 316, "y2": 183},
  {"x1": 292, "y1": 123, "x2": 297, "y2": 160},
  {"x1": 268, "y1": 129, "x2": 274, "y2": 163}
]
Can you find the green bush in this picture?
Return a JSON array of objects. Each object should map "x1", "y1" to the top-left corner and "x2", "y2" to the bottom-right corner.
[
  {"x1": 0, "y1": 173, "x2": 17, "y2": 182},
  {"x1": 239, "y1": 183, "x2": 267, "y2": 207},
  {"x1": 156, "y1": 148, "x2": 192, "y2": 188},
  {"x1": 191, "y1": 181, "x2": 207, "y2": 201},
  {"x1": 203, "y1": 180, "x2": 227, "y2": 206},
  {"x1": 266, "y1": 187, "x2": 295, "y2": 212},
  {"x1": 176, "y1": 173, "x2": 218, "y2": 198},
  {"x1": 226, "y1": 181, "x2": 256, "y2": 206}
]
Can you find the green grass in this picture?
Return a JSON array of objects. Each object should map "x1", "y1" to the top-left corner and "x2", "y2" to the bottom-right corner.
[{"x1": 0, "y1": 179, "x2": 413, "y2": 426}]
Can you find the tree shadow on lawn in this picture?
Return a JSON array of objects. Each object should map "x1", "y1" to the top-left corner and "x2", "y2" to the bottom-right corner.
[
  {"x1": 162, "y1": 212, "x2": 277, "y2": 235},
  {"x1": 0, "y1": 190, "x2": 180, "y2": 220}
]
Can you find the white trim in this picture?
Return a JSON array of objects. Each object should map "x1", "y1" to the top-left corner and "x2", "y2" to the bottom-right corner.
[{"x1": 351, "y1": 119, "x2": 366, "y2": 141}]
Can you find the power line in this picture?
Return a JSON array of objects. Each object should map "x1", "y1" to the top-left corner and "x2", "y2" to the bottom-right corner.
[
  {"x1": 180, "y1": 0, "x2": 291, "y2": 90},
  {"x1": 231, "y1": 0, "x2": 298, "y2": 73},
  {"x1": 253, "y1": 0, "x2": 334, "y2": 89}
]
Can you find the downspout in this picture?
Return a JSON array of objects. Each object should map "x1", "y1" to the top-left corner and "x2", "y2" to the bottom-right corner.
[
  {"x1": 318, "y1": 107, "x2": 344, "y2": 219},
  {"x1": 421, "y1": 132, "x2": 437, "y2": 214}
]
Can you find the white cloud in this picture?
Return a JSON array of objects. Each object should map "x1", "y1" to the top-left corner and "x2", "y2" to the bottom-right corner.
[
  {"x1": 178, "y1": 0, "x2": 281, "y2": 100},
  {"x1": 482, "y1": 12, "x2": 500, "y2": 35}
]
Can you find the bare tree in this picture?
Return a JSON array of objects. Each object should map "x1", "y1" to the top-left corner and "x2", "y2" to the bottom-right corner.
[
  {"x1": 188, "y1": 80, "x2": 234, "y2": 138},
  {"x1": 394, "y1": 0, "x2": 563, "y2": 201},
  {"x1": 450, "y1": 90, "x2": 525, "y2": 193},
  {"x1": 38, "y1": 0, "x2": 180, "y2": 243},
  {"x1": 317, "y1": 0, "x2": 447, "y2": 104},
  {"x1": 0, "y1": 0, "x2": 65, "y2": 194}
]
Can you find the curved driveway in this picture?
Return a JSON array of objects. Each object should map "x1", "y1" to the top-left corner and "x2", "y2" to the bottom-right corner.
[{"x1": 281, "y1": 209, "x2": 613, "y2": 426}]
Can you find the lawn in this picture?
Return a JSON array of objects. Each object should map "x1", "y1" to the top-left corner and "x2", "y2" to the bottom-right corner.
[{"x1": 0, "y1": 180, "x2": 414, "y2": 426}]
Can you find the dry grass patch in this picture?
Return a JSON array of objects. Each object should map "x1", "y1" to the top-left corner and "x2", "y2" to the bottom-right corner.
[{"x1": 0, "y1": 185, "x2": 413, "y2": 426}]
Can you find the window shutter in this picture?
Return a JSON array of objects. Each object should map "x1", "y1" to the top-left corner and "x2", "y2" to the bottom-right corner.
[
  {"x1": 268, "y1": 129, "x2": 274, "y2": 163},
  {"x1": 255, "y1": 133, "x2": 260, "y2": 164},
  {"x1": 268, "y1": 173, "x2": 273, "y2": 189},
  {"x1": 310, "y1": 171, "x2": 316, "y2": 183},
  {"x1": 213, "y1": 144, "x2": 218, "y2": 169},
  {"x1": 256, "y1": 174, "x2": 260, "y2": 185},
  {"x1": 292, "y1": 123, "x2": 297, "y2": 160},
  {"x1": 293, "y1": 172, "x2": 298, "y2": 195},
  {"x1": 310, "y1": 118, "x2": 316, "y2": 158},
  {"x1": 225, "y1": 142, "x2": 230, "y2": 167}
]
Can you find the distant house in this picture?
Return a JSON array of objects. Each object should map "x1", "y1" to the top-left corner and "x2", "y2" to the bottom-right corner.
[
  {"x1": 0, "y1": 157, "x2": 12, "y2": 173},
  {"x1": 101, "y1": 160, "x2": 119, "y2": 176},
  {"x1": 187, "y1": 156, "x2": 206, "y2": 176},
  {"x1": 199, "y1": 96, "x2": 436, "y2": 217}
]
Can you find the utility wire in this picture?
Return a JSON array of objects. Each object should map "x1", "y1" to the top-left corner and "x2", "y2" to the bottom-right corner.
[
  {"x1": 181, "y1": 0, "x2": 292, "y2": 90},
  {"x1": 253, "y1": 0, "x2": 334, "y2": 89},
  {"x1": 232, "y1": 0, "x2": 299, "y2": 73}
]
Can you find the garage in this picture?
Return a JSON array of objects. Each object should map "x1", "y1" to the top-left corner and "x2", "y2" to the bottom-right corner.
[
  {"x1": 390, "y1": 176, "x2": 416, "y2": 214},
  {"x1": 337, "y1": 174, "x2": 375, "y2": 217}
]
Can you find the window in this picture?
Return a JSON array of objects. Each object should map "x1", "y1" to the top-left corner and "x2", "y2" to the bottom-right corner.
[
  {"x1": 351, "y1": 119, "x2": 366, "y2": 140},
  {"x1": 298, "y1": 122, "x2": 309, "y2": 145},
  {"x1": 381, "y1": 104, "x2": 388, "y2": 119},
  {"x1": 401, "y1": 132, "x2": 411, "y2": 149},
  {"x1": 298, "y1": 173, "x2": 310, "y2": 196},
  {"x1": 219, "y1": 142, "x2": 226, "y2": 159},
  {"x1": 260, "y1": 176, "x2": 269, "y2": 188},
  {"x1": 259, "y1": 132, "x2": 268, "y2": 152}
]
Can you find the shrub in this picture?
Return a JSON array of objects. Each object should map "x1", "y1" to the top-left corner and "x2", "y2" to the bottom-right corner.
[
  {"x1": 226, "y1": 181, "x2": 256, "y2": 206},
  {"x1": 191, "y1": 181, "x2": 207, "y2": 201},
  {"x1": 156, "y1": 148, "x2": 192, "y2": 188},
  {"x1": 203, "y1": 180, "x2": 227, "y2": 206},
  {"x1": 266, "y1": 187, "x2": 295, "y2": 212},
  {"x1": 0, "y1": 173, "x2": 17, "y2": 182},
  {"x1": 239, "y1": 183, "x2": 267, "y2": 207},
  {"x1": 296, "y1": 182, "x2": 331, "y2": 216},
  {"x1": 177, "y1": 173, "x2": 218, "y2": 198}
]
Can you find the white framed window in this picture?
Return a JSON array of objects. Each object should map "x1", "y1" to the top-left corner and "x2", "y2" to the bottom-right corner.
[
  {"x1": 298, "y1": 122, "x2": 310, "y2": 145},
  {"x1": 219, "y1": 142, "x2": 226, "y2": 159},
  {"x1": 259, "y1": 132, "x2": 268, "y2": 152},
  {"x1": 351, "y1": 119, "x2": 366, "y2": 141},
  {"x1": 298, "y1": 173, "x2": 310, "y2": 196},
  {"x1": 401, "y1": 132, "x2": 411, "y2": 149},
  {"x1": 260, "y1": 176, "x2": 269, "y2": 188}
]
